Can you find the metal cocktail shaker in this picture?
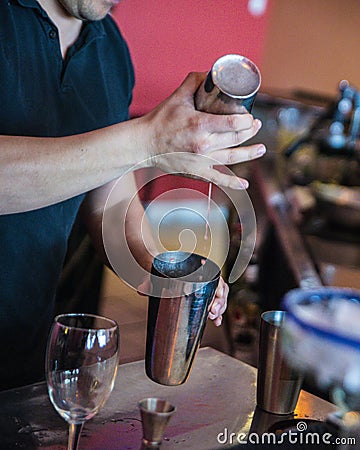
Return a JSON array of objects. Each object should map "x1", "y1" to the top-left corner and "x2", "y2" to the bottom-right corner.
[
  {"x1": 145, "y1": 251, "x2": 220, "y2": 386},
  {"x1": 195, "y1": 54, "x2": 261, "y2": 114}
]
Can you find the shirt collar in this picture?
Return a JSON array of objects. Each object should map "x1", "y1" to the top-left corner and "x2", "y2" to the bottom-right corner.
[{"x1": 11, "y1": 0, "x2": 107, "y2": 41}]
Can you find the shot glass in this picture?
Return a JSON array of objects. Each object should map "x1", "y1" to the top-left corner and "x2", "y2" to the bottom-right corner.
[{"x1": 138, "y1": 398, "x2": 176, "y2": 447}]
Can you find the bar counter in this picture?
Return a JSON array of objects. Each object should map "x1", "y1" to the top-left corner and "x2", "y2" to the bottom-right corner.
[{"x1": 0, "y1": 347, "x2": 336, "y2": 449}]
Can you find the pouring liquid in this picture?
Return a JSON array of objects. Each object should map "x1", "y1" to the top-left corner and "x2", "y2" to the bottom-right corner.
[
  {"x1": 204, "y1": 182, "x2": 212, "y2": 242},
  {"x1": 195, "y1": 54, "x2": 260, "y2": 257}
]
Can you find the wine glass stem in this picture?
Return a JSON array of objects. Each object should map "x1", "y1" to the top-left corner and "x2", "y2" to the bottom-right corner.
[{"x1": 68, "y1": 422, "x2": 84, "y2": 450}]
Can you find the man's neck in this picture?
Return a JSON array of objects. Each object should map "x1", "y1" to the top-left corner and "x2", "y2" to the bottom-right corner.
[{"x1": 37, "y1": 0, "x2": 83, "y2": 58}]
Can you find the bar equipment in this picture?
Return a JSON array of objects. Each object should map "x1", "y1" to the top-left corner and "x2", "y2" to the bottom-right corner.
[
  {"x1": 256, "y1": 310, "x2": 303, "y2": 414},
  {"x1": 251, "y1": 87, "x2": 360, "y2": 315},
  {"x1": 284, "y1": 80, "x2": 360, "y2": 188},
  {"x1": 195, "y1": 54, "x2": 261, "y2": 114},
  {"x1": 45, "y1": 314, "x2": 119, "y2": 450},
  {"x1": 145, "y1": 251, "x2": 220, "y2": 386},
  {"x1": 282, "y1": 287, "x2": 360, "y2": 447},
  {"x1": 194, "y1": 54, "x2": 261, "y2": 357},
  {"x1": 138, "y1": 398, "x2": 176, "y2": 448}
]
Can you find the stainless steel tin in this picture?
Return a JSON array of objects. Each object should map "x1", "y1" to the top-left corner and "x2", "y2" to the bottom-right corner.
[
  {"x1": 145, "y1": 251, "x2": 220, "y2": 386},
  {"x1": 256, "y1": 310, "x2": 303, "y2": 415},
  {"x1": 195, "y1": 54, "x2": 261, "y2": 114}
]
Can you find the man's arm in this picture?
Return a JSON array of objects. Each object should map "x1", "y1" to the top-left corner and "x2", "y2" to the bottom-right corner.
[{"x1": 1, "y1": 73, "x2": 265, "y2": 215}]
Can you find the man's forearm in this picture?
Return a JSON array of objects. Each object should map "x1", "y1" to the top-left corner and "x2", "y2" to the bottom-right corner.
[
  {"x1": 1, "y1": 73, "x2": 265, "y2": 214},
  {"x1": 0, "y1": 119, "x2": 149, "y2": 214}
]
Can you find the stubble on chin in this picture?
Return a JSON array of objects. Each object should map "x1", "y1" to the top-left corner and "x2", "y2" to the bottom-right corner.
[{"x1": 57, "y1": 0, "x2": 110, "y2": 21}]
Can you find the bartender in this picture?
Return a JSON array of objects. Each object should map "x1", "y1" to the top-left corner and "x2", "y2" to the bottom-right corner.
[{"x1": 0, "y1": 0, "x2": 265, "y2": 390}]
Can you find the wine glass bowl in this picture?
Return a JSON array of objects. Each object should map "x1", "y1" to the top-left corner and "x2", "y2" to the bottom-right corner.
[{"x1": 46, "y1": 313, "x2": 119, "y2": 449}]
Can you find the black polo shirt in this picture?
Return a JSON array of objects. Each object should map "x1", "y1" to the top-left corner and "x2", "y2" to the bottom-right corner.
[{"x1": 0, "y1": 0, "x2": 134, "y2": 388}]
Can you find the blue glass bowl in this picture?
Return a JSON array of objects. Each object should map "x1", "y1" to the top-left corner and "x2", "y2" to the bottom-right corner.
[{"x1": 281, "y1": 287, "x2": 360, "y2": 397}]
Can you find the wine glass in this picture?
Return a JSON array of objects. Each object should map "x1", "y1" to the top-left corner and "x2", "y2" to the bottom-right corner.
[
  {"x1": 282, "y1": 287, "x2": 360, "y2": 445},
  {"x1": 45, "y1": 313, "x2": 120, "y2": 450}
]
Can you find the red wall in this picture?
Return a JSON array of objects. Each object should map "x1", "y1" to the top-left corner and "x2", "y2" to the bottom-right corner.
[
  {"x1": 113, "y1": 0, "x2": 271, "y2": 117},
  {"x1": 112, "y1": 1, "x2": 271, "y2": 199}
]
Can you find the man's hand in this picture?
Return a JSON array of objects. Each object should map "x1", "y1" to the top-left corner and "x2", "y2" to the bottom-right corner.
[
  {"x1": 208, "y1": 277, "x2": 229, "y2": 327},
  {"x1": 138, "y1": 72, "x2": 266, "y2": 189}
]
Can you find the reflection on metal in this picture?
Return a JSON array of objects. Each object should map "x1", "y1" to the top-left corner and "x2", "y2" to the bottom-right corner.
[{"x1": 146, "y1": 252, "x2": 220, "y2": 386}]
